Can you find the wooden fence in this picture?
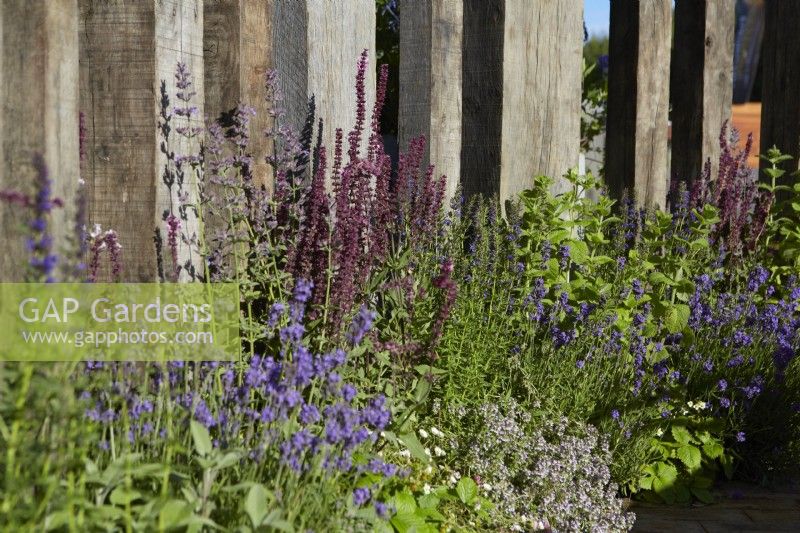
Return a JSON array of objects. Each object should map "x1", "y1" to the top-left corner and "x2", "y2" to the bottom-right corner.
[{"x1": 1, "y1": 1, "x2": 797, "y2": 281}]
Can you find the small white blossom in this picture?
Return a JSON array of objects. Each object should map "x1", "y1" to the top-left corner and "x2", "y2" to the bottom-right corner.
[
  {"x1": 433, "y1": 446, "x2": 446, "y2": 457},
  {"x1": 419, "y1": 428, "x2": 429, "y2": 439},
  {"x1": 398, "y1": 449, "x2": 411, "y2": 458},
  {"x1": 423, "y1": 483, "x2": 431, "y2": 495},
  {"x1": 430, "y1": 426, "x2": 444, "y2": 438}
]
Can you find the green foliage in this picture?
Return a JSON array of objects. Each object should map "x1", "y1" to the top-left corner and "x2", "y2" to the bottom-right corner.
[{"x1": 634, "y1": 411, "x2": 737, "y2": 505}]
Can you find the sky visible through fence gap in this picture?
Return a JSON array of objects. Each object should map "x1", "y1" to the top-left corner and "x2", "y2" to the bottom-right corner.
[{"x1": 585, "y1": 1, "x2": 677, "y2": 37}]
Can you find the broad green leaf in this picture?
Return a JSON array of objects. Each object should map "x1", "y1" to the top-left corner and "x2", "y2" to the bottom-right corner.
[
  {"x1": 456, "y1": 477, "x2": 478, "y2": 505},
  {"x1": 417, "y1": 494, "x2": 440, "y2": 510},
  {"x1": 44, "y1": 511, "x2": 70, "y2": 531},
  {"x1": 653, "y1": 462, "x2": 678, "y2": 485},
  {"x1": 190, "y1": 421, "x2": 213, "y2": 457},
  {"x1": 677, "y1": 445, "x2": 702, "y2": 471},
  {"x1": 159, "y1": 499, "x2": 192, "y2": 529},
  {"x1": 392, "y1": 491, "x2": 417, "y2": 515},
  {"x1": 215, "y1": 451, "x2": 241, "y2": 469},
  {"x1": 398, "y1": 432, "x2": 430, "y2": 463},
  {"x1": 702, "y1": 442, "x2": 724, "y2": 459},
  {"x1": 245, "y1": 483, "x2": 271, "y2": 527},
  {"x1": 390, "y1": 511, "x2": 428, "y2": 533},
  {"x1": 109, "y1": 487, "x2": 142, "y2": 506},
  {"x1": 568, "y1": 240, "x2": 590, "y2": 264},
  {"x1": 414, "y1": 378, "x2": 431, "y2": 404},
  {"x1": 649, "y1": 271, "x2": 672, "y2": 287},
  {"x1": 652, "y1": 478, "x2": 676, "y2": 504},
  {"x1": 671, "y1": 425, "x2": 693, "y2": 445},
  {"x1": 665, "y1": 304, "x2": 691, "y2": 334}
]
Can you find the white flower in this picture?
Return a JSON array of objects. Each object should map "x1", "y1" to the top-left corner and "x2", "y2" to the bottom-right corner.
[
  {"x1": 424, "y1": 448, "x2": 431, "y2": 457},
  {"x1": 448, "y1": 474, "x2": 458, "y2": 486},
  {"x1": 433, "y1": 446, "x2": 446, "y2": 457},
  {"x1": 398, "y1": 449, "x2": 411, "y2": 458},
  {"x1": 482, "y1": 482, "x2": 493, "y2": 492},
  {"x1": 430, "y1": 426, "x2": 444, "y2": 438},
  {"x1": 694, "y1": 401, "x2": 707, "y2": 411},
  {"x1": 424, "y1": 465, "x2": 433, "y2": 475},
  {"x1": 655, "y1": 428, "x2": 665, "y2": 437},
  {"x1": 419, "y1": 428, "x2": 429, "y2": 439},
  {"x1": 423, "y1": 483, "x2": 431, "y2": 495}
]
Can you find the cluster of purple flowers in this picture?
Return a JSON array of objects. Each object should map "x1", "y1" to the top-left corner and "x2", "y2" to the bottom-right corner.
[{"x1": 80, "y1": 279, "x2": 397, "y2": 520}]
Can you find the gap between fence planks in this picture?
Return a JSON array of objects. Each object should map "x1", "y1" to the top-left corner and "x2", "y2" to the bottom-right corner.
[
  {"x1": 402, "y1": 0, "x2": 581, "y2": 204},
  {"x1": 670, "y1": 0, "x2": 735, "y2": 187},
  {"x1": 606, "y1": 0, "x2": 672, "y2": 209}
]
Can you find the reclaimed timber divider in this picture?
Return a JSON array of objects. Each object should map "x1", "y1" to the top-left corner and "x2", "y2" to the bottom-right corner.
[
  {"x1": 760, "y1": 0, "x2": 800, "y2": 189},
  {"x1": 204, "y1": 0, "x2": 374, "y2": 189},
  {"x1": 3, "y1": 0, "x2": 800, "y2": 277},
  {"x1": 1, "y1": 0, "x2": 80, "y2": 281},
  {"x1": 671, "y1": 0, "x2": 735, "y2": 187},
  {"x1": 400, "y1": 0, "x2": 582, "y2": 202},
  {"x1": 605, "y1": 0, "x2": 672, "y2": 208},
  {"x1": 79, "y1": 0, "x2": 205, "y2": 281}
]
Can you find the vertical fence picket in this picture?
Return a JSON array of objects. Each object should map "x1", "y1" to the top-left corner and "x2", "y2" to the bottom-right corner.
[
  {"x1": 204, "y1": 0, "x2": 272, "y2": 189},
  {"x1": 606, "y1": 0, "x2": 672, "y2": 208},
  {"x1": 1, "y1": 0, "x2": 80, "y2": 281},
  {"x1": 79, "y1": 0, "x2": 204, "y2": 281},
  {"x1": 499, "y1": 0, "x2": 582, "y2": 200},
  {"x1": 671, "y1": 0, "x2": 735, "y2": 186},
  {"x1": 306, "y1": 0, "x2": 376, "y2": 172},
  {"x1": 760, "y1": 0, "x2": 800, "y2": 186},
  {"x1": 399, "y1": 0, "x2": 581, "y2": 203},
  {"x1": 399, "y1": 0, "x2": 463, "y2": 200}
]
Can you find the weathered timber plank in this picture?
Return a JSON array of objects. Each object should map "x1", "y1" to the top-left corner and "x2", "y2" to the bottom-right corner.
[
  {"x1": 204, "y1": 0, "x2": 272, "y2": 188},
  {"x1": 460, "y1": 0, "x2": 504, "y2": 198},
  {"x1": 306, "y1": 0, "x2": 376, "y2": 169},
  {"x1": 80, "y1": 0, "x2": 203, "y2": 281},
  {"x1": 459, "y1": 0, "x2": 581, "y2": 202},
  {"x1": 399, "y1": 0, "x2": 462, "y2": 200},
  {"x1": 500, "y1": 0, "x2": 582, "y2": 200},
  {"x1": 760, "y1": 0, "x2": 800, "y2": 187},
  {"x1": 671, "y1": 0, "x2": 735, "y2": 185},
  {"x1": 1, "y1": 0, "x2": 80, "y2": 281},
  {"x1": 606, "y1": 0, "x2": 672, "y2": 208}
]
